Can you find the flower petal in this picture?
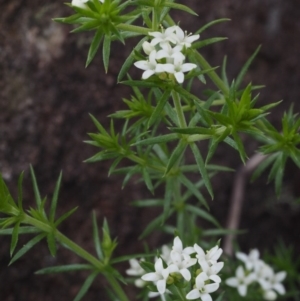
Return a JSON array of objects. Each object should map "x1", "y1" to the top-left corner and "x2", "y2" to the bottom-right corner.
[
  {"x1": 156, "y1": 279, "x2": 166, "y2": 294},
  {"x1": 186, "y1": 289, "x2": 201, "y2": 300}
]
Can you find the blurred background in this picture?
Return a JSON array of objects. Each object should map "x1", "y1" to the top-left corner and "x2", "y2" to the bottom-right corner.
[{"x1": 0, "y1": 0, "x2": 300, "y2": 300}]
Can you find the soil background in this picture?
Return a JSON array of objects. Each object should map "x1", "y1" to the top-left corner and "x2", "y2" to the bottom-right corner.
[{"x1": 0, "y1": 0, "x2": 300, "y2": 300}]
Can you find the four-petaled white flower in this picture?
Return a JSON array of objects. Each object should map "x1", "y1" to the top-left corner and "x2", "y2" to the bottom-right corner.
[
  {"x1": 194, "y1": 244, "x2": 223, "y2": 266},
  {"x1": 134, "y1": 50, "x2": 165, "y2": 80},
  {"x1": 236, "y1": 249, "x2": 260, "y2": 271},
  {"x1": 163, "y1": 56, "x2": 197, "y2": 84},
  {"x1": 172, "y1": 236, "x2": 195, "y2": 257},
  {"x1": 226, "y1": 266, "x2": 256, "y2": 296},
  {"x1": 198, "y1": 259, "x2": 224, "y2": 284},
  {"x1": 141, "y1": 258, "x2": 176, "y2": 294},
  {"x1": 259, "y1": 269, "x2": 286, "y2": 298},
  {"x1": 186, "y1": 272, "x2": 219, "y2": 301},
  {"x1": 170, "y1": 251, "x2": 197, "y2": 281},
  {"x1": 149, "y1": 26, "x2": 178, "y2": 46},
  {"x1": 173, "y1": 26, "x2": 200, "y2": 48}
]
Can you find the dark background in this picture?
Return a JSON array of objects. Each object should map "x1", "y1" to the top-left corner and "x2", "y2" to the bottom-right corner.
[{"x1": 0, "y1": 0, "x2": 300, "y2": 300}]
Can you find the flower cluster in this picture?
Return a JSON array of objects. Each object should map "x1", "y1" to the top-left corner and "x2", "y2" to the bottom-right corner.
[
  {"x1": 134, "y1": 26, "x2": 199, "y2": 84},
  {"x1": 226, "y1": 249, "x2": 286, "y2": 300},
  {"x1": 126, "y1": 237, "x2": 223, "y2": 301},
  {"x1": 71, "y1": 0, "x2": 103, "y2": 9}
]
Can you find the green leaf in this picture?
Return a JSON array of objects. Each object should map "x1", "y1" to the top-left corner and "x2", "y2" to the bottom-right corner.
[
  {"x1": 131, "y1": 199, "x2": 164, "y2": 207},
  {"x1": 186, "y1": 205, "x2": 220, "y2": 228},
  {"x1": 235, "y1": 46, "x2": 261, "y2": 89},
  {"x1": 163, "y1": 179, "x2": 173, "y2": 223},
  {"x1": 55, "y1": 207, "x2": 78, "y2": 227},
  {"x1": 148, "y1": 89, "x2": 171, "y2": 128},
  {"x1": 221, "y1": 56, "x2": 229, "y2": 88},
  {"x1": 0, "y1": 226, "x2": 40, "y2": 235},
  {"x1": 50, "y1": 172, "x2": 62, "y2": 223},
  {"x1": 102, "y1": 34, "x2": 111, "y2": 73},
  {"x1": 74, "y1": 271, "x2": 99, "y2": 301},
  {"x1": 118, "y1": 36, "x2": 148, "y2": 82},
  {"x1": 165, "y1": 140, "x2": 187, "y2": 175},
  {"x1": 133, "y1": 133, "x2": 178, "y2": 146},
  {"x1": 202, "y1": 228, "x2": 246, "y2": 237},
  {"x1": 192, "y1": 37, "x2": 228, "y2": 50},
  {"x1": 139, "y1": 210, "x2": 173, "y2": 239},
  {"x1": 86, "y1": 28, "x2": 103, "y2": 67},
  {"x1": 163, "y1": 2, "x2": 198, "y2": 15},
  {"x1": 251, "y1": 153, "x2": 276, "y2": 182},
  {"x1": 30, "y1": 165, "x2": 42, "y2": 210},
  {"x1": 47, "y1": 232, "x2": 57, "y2": 257},
  {"x1": 232, "y1": 131, "x2": 247, "y2": 163},
  {"x1": 179, "y1": 174, "x2": 208, "y2": 209},
  {"x1": 36, "y1": 264, "x2": 93, "y2": 274},
  {"x1": 92, "y1": 211, "x2": 103, "y2": 260},
  {"x1": 9, "y1": 233, "x2": 46, "y2": 265},
  {"x1": 190, "y1": 143, "x2": 213, "y2": 198},
  {"x1": 10, "y1": 221, "x2": 20, "y2": 257},
  {"x1": 195, "y1": 18, "x2": 231, "y2": 34},
  {"x1": 142, "y1": 167, "x2": 154, "y2": 194}
]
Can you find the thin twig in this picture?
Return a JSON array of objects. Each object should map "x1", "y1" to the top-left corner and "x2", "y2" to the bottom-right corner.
[{"x1": 224, "y1": 153, "x2": 268, "y2": 256}]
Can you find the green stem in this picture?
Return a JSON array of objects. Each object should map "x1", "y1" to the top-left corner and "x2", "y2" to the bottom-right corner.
[
  {"x1": 192, "y1": 50, "x2": 229, "y2": 96},
  {"x1": 23, "y1": 215, "x2": 130, "y2": 301},
  {"x1": 172, "y1": 90, "x2": 187, "y2": 128},
  {"x1": 175, "y1": 286, "x2": 187, "y2": 301}
]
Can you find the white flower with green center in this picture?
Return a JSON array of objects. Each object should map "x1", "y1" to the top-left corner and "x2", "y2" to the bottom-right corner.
[
  {"x1": 225, "y1": 265, "x2": 256, "y2": 296},
  {"x1": 198, "y1": 259, "x2": 224, "y2": 283},
  {"x1": 236, "y1": 249, "x2": 260, "y2": 270},
  {"x1": 149, "y1": 26, "x2": 178, "y2": 46},
  {"x1": 170, "y1": 251, "x2": 197, "y2": 281},
  {"x1": 156, "y1": 43, "x2": 184, "y2": 63},
  {"x1": 163, "y1": 55, "x2": 197, "y2": 84},
  {"x1": 141, "y1": 258, "x2": 177, "y2": 294},
  {"x1": 134, "y1": 50, "x2": 165, "y2": 80},
  {"x1": 259, "y1": 269, "x2": 286, "y2": 298},
  {"x1": 173, "y1": 26, "x2": 200, "y2": 48},
  {"x1": 186, "y1": 272, "x2": 219, "y2": 301}
]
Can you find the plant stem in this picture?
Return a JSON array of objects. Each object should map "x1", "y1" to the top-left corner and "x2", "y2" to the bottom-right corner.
[
  {"x1": 191, "y1": 50, "x2": 229, "y2": 96},
  {"x1": 172, "y1": 90, "x2": 187, "y2": 128},
  {"x1": 22, "y1": 215, "x2": 130, "y2": 301}
]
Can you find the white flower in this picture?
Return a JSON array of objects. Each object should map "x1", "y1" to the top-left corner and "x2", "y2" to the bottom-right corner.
[
  {"x1": 71, "y1": 0, "x2": 103, "y2": 9},
  {"x1": 173, "y1": 26, "x2": 200, "y2": 48},
  {"x1": 186, "y1": 272, "x2": 219, "y2": 301},
  {"x1": 134, "y1": 50, "x2": 165, "y2": 80},
  {"x1": 149, "y1": 26, "x2": 178, "y2": 46},
  {"x1": 225, "y1": 266, "x2": 256, "y2": 296},
  {"x1": 198, "y1": 259, "x2": 224, "y2": 283},
  {"x1": 169, "y1": 251, "x2": 197, "y2": 281},
  {"x1": 156, "y1": 43, "x2": 184, "y2": 63},
  {"x1": 160, "y1": 244, "x2": 172, "y2": 265},
  {"x1": 141, "y1": 258, "x2": 176, "y2": 294},
  {"x1": 126, "y1": 258, "x2": 145, "y2": 276},
  {"x1": 126, "y1": 258, "x2": 146, "y2": 288},
  {"x1": 163, "y1": 55, "x2": 197, "y2": 83},
  {"x1": 142, "y1": 41, "x2": 155, "y2": 55},
  {"x1": 172, "y1": 236, "x2": 195, "y2": 256},
  {"x1": 259, "y1": 269, "x2": 286, "y2": 296},
  {"x1": 236, "y1": 249, "x2": 260, "y2": 271},
  {"x1": 194, "y1": 244, "x2": 223, "y2": 266},
  {"x1": 263, "y1": 290, "x2": 277, "y2": 300}
]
